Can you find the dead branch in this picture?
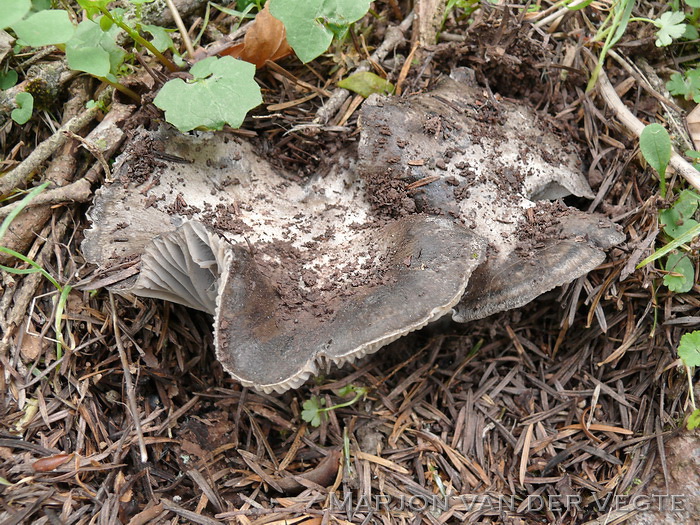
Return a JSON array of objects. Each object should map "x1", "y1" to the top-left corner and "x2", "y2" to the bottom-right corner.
[{"x1": 596, "y1": 68, "x2": 700, "y2": 192}]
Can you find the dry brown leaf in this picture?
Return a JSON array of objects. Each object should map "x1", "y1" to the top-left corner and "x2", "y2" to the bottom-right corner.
[
  {"x1": 32, "y1": 453, "x2": 74, "y2": 472},
  {"x1": 560, "y1": 423, "x2": 633, "y2": 435},
  {"x1": 220, "y1": 4, "x2": 292, "y2": 69},
  {"x1": 687, "y1": 104, "x2": 700, "y2": 151}
]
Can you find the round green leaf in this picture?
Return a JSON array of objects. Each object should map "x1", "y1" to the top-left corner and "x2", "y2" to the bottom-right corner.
[
  {"x1": 660, "y1": 190, "x2": 700, "y2": 239},
  {"x1": 663, "y1": 251, "x2": 695, "y2": 293},
  {"x1": 11, "y1": 92, "x2": 33, "y2": 125},
  {"x1": 640, "y1": 123, "x2": 671, "y2": 176},
  {"x1": 678, "y1": 330, "x2": 700, "y2": 367},
  {"x1": 269, "y1": 0, "x2": 371, "y2": 63},
  {"x1": 0, "y1": 70, "x2": 18, "y2": 90},
  {"x1": 67, "y1": 45, "x2": 111, "y2": 77},
  {"x1": 11, "y1": 10, "x2": 75, "y2": 47},
  {"x1": 0, "y1": 0, "x2": 30, "y2": 30},
  {"x1": 338, "y1": 71, "x2": 394, "y2": 98},
  {"x1": 66, "y1": 19, "x2": 125, "y2": 77},
  {"x1": 154, "y1": 56, "x2": 262, "y2": 132},
  {"x1": 688, "y1": 408, "x2": 700, "y2": 430},
  {"x1": 99, "y1": 14, "x2": 114, "y2": 31}
]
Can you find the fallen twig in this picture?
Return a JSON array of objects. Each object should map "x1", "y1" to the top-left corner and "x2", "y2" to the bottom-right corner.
[
  {"x1": 0, "y1": 178, "x2": 93, "y2": 219},
  {"x1": 109, "y1": 292, "x2": 149, "y2": 464},
  {"x1": 306, "y1": 12, "x2": 414, "y2": 127},
  {"x1": 0, "y1": 106, "x2": 99, "y2": 196},
  {"x1": 596, "y1": 68, "x2": 700, "y2": 192}
]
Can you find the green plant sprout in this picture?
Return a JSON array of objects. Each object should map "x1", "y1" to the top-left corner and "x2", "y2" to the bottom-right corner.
[
  {"x1": 3, "y1": 0, "x2": 373, "y2": 131},
  {"x1": 301, "y1": 385, "x2": 369, "y2": 427},
  {"x1": 586, "y1": 0, "x2": 635, "y2": 91},
  {"x1": 678, "y1": 331, "x2": 700, "y2": 429},
  {"x1": 586, "y1": 1, "x2": 700, "y2": 91},
  {"x1": 0, "y1": 183, "x2": 72, "y2": 360},
  {"x1": 630, "y1": 11, "x2": 687, "y2": 47},
  {"x1": 640, "y1": 122, "x2": 671, "y2": 195},
  {"x1": 76, "y1": 0, "x2": 177, "y2": 72},
  {"x1": 638, "y1": 126, "x2": 698, "y2": 292},
  {"x1": 2, "y1": 0, "x2": 180, "y2": 117},
  {"x1": 441, "y1": 0, "x2": 483, "y2": 28}
]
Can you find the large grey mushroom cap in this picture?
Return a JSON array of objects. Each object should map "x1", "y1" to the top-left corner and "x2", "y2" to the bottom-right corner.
[
  {"x1": 82, "y1": 127, "x2": 486, "y2": 393},
  {"x1": 358, "y1": 78, "x2": 625, "y2": 323},
  {"x1": 82, "y1": 78, "x2": 624, "y2": 392}
]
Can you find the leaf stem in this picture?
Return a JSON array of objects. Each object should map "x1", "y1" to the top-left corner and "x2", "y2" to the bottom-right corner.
[
  {"x1": 99, "y1": 76, "x2": 141, "y2": 103},
  {"x1": 320, "y1": 389, "x2": 367, "y2": 414},
  {"x1": 100, "y1": 8, "x2": 179, "y2": 72}
]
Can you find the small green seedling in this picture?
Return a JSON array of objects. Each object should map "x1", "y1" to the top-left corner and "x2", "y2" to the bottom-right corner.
[
  {"x1": 337, "y1": 71, "x2": 394, "y2": 98},
  {"x1": 301, "y1": 385, "x2": 369, "y2": 427},
  {"x1": 0, "y1": 70, "x2": 18, "y2": 89},
  {"x1": 586, "y1": 0, "x2": 634, "y2": 91},
  {"x1": 0, "y1": 183, "x2": 72, "y2": 360},
  {"x1": 637, "y1": 128, "x2": 698, "y2": 292},
  {"x1": 679, "y1": 330, "x2": 700, "y2": 368},
  {"x1": 11, "y1": 92, "x2": 33, "y2": 125},
  {"x1": 678, "y1": 330, "x2": 700, "y2": 429},
  {"x1": 663, "y1": 250, "x2": 695, "y2": 293},
  {"x1": 657, "y1": 190, "x2": 700, "y2": 292},
  {"x1": 269, "y1": 0, "x2": 371, "y2": 63},
  {"x1": 639, "y1": 123, "x2": 671, "y2": 198},
  {"x1": 667, "y1": 69, "x2": 700, "y2": 103}
]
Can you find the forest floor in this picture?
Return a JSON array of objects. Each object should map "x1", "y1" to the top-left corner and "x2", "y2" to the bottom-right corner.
[{"x1": 0, "y1": 1, "x2": 699, "y2": 524}]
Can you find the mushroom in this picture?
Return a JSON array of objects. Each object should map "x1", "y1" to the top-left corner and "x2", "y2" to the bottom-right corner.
[
  {"x1": 357, "y1": 78, "x2": 625, "y2": 322},
  {"x1": 82, "y1": 78, "x2": 624, "y2": 392}
]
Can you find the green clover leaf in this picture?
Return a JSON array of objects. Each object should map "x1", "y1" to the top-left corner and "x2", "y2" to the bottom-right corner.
[
  {"x1": 301, "y1": 396, "x2": 326, "y2": 427},
  {"x1": 654, "y1": 11, "x2": 686, "y2": 47}
]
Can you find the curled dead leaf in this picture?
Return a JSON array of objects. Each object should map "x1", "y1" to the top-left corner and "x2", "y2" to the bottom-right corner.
[
  {"x1": 220, "y1": 4, "x2": 292, "y2": 69},
  {"x1": 32, "y1": 453, "x2": 74, "y2": 472},
  {"x1": 687, "y1": 104, "x2": 700, "y2": 151},
  {"x1": 275, "y1": 449, "x2": 341, "y2": 494}
]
